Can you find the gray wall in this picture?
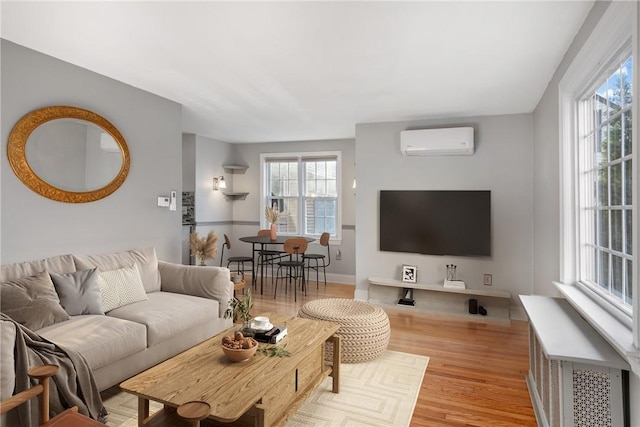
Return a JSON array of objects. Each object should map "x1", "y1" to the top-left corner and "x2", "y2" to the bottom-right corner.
[
  {"x1": 532, "y1": 1, "x2": 611, "y2": 298},
  {"x1": 531, "y1": 1, "x2": 640, "y2": 421},
  {"x1": 1, "y1": 40, "x2": 183, "y2": 264},
  {"x1": 182, "y1": 134, "x2": 196, "y2": 192},
  {"x1": 189, "y1": 134, "x2": 234, "y2": 266},
  {"x1": 193, "y1": 135, "x2": 234, "y2": 224},
  {"x1": 209, "y1": 139, "x2": 357, "y2": 279},
  {"x1": 181, "y1": 136, "x2": 355, "y2": 278},
  {"x1": 355, "y1": 115, "x2": 533, "y2": 305}
]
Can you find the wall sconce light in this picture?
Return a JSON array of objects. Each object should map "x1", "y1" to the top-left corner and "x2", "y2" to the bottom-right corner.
[
  {"x1": 213, "y1": 176, "x2": 227, "y2": 191},
  {"x1": 352, "y1": 178, "x2": 357, "y2": 189}
]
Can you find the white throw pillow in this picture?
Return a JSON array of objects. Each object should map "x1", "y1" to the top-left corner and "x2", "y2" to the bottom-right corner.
[{"x1": 98, "y1": 263, "x2": 148, "y2": 312}]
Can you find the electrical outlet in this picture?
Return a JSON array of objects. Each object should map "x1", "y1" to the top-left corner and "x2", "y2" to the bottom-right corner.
[
  {"x1": 336, "y1": 249, "x2": 342, "y2": 261},
  {"x1": 483, "y1": 274, "x2": 492, "y2": 286}
]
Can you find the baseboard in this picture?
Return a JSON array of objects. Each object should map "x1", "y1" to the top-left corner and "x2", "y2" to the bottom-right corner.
[
  {"x1": 245, "y1": 272, "x2": 354, "y2": 285},
  {"x1": 325, "y1": 273, "x2": 355, "y2": 285},
  {"x1": 354, "y1": 288, "x2": 369, "y2": 301},
  {"x1": 510, "y1": 305, "x2": 527, "y2": 321}
]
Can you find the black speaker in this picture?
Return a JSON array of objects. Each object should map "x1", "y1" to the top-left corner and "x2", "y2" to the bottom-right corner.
[{"x1": 468, "y1": 298, "x2": 478, "y2": 314}]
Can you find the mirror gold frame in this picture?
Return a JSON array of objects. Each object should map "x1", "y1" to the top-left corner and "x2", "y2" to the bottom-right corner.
[{"x1": 7, "y1": 106, "x2": 130, "y2": 203}]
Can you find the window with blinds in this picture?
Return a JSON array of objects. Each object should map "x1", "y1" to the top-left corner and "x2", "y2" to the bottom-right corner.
[{"x1": 262, "y1": 152, "x2": 341, "y2": 239}]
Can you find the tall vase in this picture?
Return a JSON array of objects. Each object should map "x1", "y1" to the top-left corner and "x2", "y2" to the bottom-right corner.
[{"x1": 270, "y1": 223, "x2": 277, "y2": 241}]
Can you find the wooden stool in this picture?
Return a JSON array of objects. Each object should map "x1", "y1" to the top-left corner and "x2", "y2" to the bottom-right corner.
[
  {"x1": 177, "y1": 401, "x2": 211, "y2": 427},
  {"x1": 140, "y1": 401, "x2": 210, "y2": 427}
]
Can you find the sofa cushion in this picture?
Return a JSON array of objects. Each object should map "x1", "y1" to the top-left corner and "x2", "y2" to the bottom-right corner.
[
  {"x1": 98, "y1": 264, "x2": 148, "y2": 312},
  {"x1": 50, "y1": 268, "x2": 104, "y2": 315},
  {"x1": 1, "y1": 271, "x2": 70, "y2": 330},
  {"x1": 158, "y1": 262, "x2": 232, "y2": 318},
  {"x1": 107, "y1": 291, "x2": 219, "y2": 347},
  {"x1": 38, "y1": 315, "x2": 147, "y2": 371},
  {"x1": 73, "y1": 247, "x2": 161, "y2": 293},
  {"x1": 0, "y1": 254, "x2": 76, "y2": 282}
]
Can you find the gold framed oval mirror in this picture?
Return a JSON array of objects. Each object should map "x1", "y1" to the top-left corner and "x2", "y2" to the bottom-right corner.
[{"x1": 7, "y1": 106, "x2": 130, "y2": 203}]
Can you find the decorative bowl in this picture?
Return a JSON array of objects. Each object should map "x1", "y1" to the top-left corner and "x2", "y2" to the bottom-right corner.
[{"x1": 221, "y1": 343, "x2": 257, "y2": 362}]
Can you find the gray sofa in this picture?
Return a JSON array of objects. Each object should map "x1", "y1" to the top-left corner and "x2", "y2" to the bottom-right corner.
[{"x1": 0, "y1": 247, "x2": 233, "y2": 407}]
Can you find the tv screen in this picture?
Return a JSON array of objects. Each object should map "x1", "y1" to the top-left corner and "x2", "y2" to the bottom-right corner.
[{"x1": 379, "y1": 190, "x2": 491, "y2": 257}]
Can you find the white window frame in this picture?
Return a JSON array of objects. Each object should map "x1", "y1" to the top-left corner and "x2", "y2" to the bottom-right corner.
[
  {"x1": 260, "y1": 151, "x2": 342, "y2": 241},
  {"x1": 559, "y1": 1, "x2": 639, "y2": 350}
]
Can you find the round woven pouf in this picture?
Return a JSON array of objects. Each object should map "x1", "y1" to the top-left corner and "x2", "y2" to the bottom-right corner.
[{"x1": 298, "y1": 298, "x2": 390, "y2": 363}]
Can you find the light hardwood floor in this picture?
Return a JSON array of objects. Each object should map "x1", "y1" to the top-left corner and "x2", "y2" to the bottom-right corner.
[{"x1": 104, "y1": 279, "x2": 537, "y2": 427}]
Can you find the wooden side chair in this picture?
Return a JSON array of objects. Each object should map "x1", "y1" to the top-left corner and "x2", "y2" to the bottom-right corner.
[
  {"x1": 220, "y1": 234, "x2": 254, "y2": 284},
  {"x1": 0, "y1": 364, "x2": 211, "y2": 427},
  {"x1": 0, "y1": 364, "x2": 103, "y2": 426},
  {"x1": 303, "y1": 232, "x2": 331, "y2": 289},
  {"x1": 274, "y1": 238, "x2": 308, "y2": 302},
  {"x1": 256, "y1": 229, "x2": 285, "y2": 286}
]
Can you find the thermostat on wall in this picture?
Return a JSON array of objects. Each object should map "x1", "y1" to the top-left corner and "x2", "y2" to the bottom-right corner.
[{"x1": 157, "y1": 196, "x2": 170, "y2": 207}]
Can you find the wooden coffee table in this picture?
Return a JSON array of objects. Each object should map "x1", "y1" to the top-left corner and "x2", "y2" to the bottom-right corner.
[{"x1": 120, "y1": 314, "x2": 341, "y2": 427}]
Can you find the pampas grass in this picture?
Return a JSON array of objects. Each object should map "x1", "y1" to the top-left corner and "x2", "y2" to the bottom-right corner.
[
  {"x1": 265, "y1": 206, "x2": 286, "y2": 224},
  {"x1": 190, "y1": 230, "x2": 219, "y2": 265}
]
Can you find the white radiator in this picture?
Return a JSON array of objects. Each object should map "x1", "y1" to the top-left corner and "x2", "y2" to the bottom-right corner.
[{"x1": 528, "y1": 326, "x2": 626, "y2": 427}]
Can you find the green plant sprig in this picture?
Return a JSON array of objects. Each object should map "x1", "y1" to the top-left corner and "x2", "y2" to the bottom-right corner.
[
  {"x1": 224, "y1": 289, "x2": 253, "y2": 322},
  {"x1": 258, "y1": 344, "x2": 291, "y2": 357}
]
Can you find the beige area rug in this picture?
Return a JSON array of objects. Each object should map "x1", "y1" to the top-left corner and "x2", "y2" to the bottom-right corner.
[
  {"x1": 285, "y1": 350, "x2": 428, "y2": 427},
  {"x1": 106, "y1": 350, "x2": 428, "y2": 427}
]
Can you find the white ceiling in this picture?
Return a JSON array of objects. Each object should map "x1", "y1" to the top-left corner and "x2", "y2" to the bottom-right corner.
[{"x1": 1, "y1": 1, "x2": 594, "y2": 143}]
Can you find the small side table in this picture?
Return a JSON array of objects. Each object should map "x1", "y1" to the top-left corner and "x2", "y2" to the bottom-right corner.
[{"x1": 133, "y1": 400, "x2": 210, "y2": 427}]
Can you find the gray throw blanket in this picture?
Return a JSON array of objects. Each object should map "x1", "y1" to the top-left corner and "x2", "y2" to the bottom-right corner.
[{"x1": 2, "y1": 314, "x2": 107, "y2": 424}]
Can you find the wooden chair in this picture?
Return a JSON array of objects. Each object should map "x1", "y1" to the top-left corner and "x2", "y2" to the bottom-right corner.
[
  {"x1": 274, "y1": 238, "x2": 308, "y2": 302},
  {"x1": 255, "y1": 229, "x2": 285, "y2": 287},
  {"x1": 0, "y1": 364, "x2": 103, "y2": 426},
  {"x1": 0, "y1": 364, "x2": 210, "y2": 427},
  {"x1": 303, "y1": 232, "x2": 331, "y2": 289},
  {"x1": 220, "y1": 234, "x2": 254, "y2": 284}
]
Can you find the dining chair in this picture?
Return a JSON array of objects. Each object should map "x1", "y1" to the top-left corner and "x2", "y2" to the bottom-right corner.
[
  {"x1": 256, "y1": 229, "x2": 285, "y2": 287},
  {"x1": 303, "y1": 232, "x2": 331, "y2": 289},
  {"x1": 274, "y1": 238, "x2": 308, "y2": 302},
  {"x1": 0, "y1": 364, "x2": 104, "y2": 426},
  {"x1": 220, "y1": 234, "x2": 254, "y2": 285}
]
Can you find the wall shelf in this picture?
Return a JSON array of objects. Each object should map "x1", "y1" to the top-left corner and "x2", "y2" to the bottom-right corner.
[
  {"x1": 222, "y1": 164, "x2": 249, "y2": 174},
  {"x1": 368, "y1": 277, "x2": 511, "y2": 323},
  {"x1": 222, "y1": 192, "x2": 249, "y2": 200}
]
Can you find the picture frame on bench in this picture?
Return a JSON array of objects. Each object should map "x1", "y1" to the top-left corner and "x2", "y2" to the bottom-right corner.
[{"x1": 401, "y1": 265, "x2": 417, "y2": 283}]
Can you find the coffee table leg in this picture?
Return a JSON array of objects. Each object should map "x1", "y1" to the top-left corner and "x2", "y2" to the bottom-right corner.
[
  {"x1": 328, "y1": 335, "x2": 341, "y2": 393},
  {"x1": 137, "y1": 397, "x2": 149, "y2": 426},
  {"x1": 254, "y1": 404, "x2": 265, "y2": 427}
]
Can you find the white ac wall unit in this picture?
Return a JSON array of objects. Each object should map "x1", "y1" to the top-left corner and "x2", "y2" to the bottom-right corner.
[{"x1": 400, "y1": 127, "x2": 474, "y2": 156}]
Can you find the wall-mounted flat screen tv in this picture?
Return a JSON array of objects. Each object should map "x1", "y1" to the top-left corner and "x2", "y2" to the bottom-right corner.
[{"x1": 379, "y1": 190, "x2": 491, "y2": 257}]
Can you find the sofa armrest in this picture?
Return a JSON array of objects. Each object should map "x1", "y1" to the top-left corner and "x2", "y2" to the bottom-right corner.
[
  {"x1": 158, "y1": 262, "x2": 233, "y2": 318},
  {"x1": 0, "y1": 320, "x2": 16, "y2": 402}
]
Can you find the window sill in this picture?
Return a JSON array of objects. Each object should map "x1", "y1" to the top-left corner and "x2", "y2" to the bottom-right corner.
[{"x1": 554, "y1": 281, "x2": 640, "y2": 375}]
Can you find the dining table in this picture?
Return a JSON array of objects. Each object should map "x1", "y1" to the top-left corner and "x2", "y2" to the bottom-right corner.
[{"x1": 239, "y1": 235, "x2": 315, "y2": 294}]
